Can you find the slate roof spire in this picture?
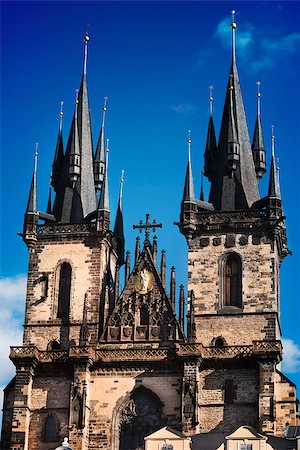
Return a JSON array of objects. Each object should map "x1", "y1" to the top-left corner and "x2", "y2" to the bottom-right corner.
[
  {"x1": 51, "y1": 101, "x2": 64, "y2": 191},
  {"x1": 26, "y1": 144, "x2": 39, "y2": 214},
  {"x1": 68, "y1": 89, "x2": 81, "y2": 186},
  {"x1": 252, "y1": 81, "x2": 266, "y2": 179},
  {"x1": 98, "y1": 140, "x2": 110, "y2": 212},
  {"x1": 94, "y1": 97, "x2": 108, "y2": 191},
  {"x1": 208, "y1": 10, "x2": 260, "y2": 210},
  {"x1": 204, "y1": 86, "x2": 217, "y2": 181},
  {"x1": 52, "y1": 30, "x2": 97, "y2": 223},
  {"x1": 268, "y1": 126, "x2": 281, "y2": 199},
  {"x1": 182, "y1": 130, "x2": 195, "y2": 203},
  {"x1": 77, "y1": 29, "x2": 97, "y2": 217},
  {"x1": 114, "y1": 170, "x2": 125, "y2": 265}
]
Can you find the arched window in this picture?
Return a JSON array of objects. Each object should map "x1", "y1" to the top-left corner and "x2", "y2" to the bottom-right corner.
[
  {"x1": 222, "y1": 253, "x2": 242, "y2": 308},
  {"x1": 57, "y1": 262, "x2": 71, "y2": 321},
  {"x1": 215, "y1": 337, "x2": 225, "y2": 348},
  {"x1": 43, "y1": 414, "x2": 58, "y2": 442}
]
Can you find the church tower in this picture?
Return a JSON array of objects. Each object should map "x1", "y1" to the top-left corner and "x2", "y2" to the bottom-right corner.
[
  {"x1": 179, "y1": 11, "x2": 296, "y2": 436},
  {"x1": 1, "y1": 14, "x2": 298, "y2": 450}
]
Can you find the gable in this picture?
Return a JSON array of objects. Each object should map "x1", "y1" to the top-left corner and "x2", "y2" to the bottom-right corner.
[{"x1": 102, "y1": 242, "x2": 184, "y2": 343}]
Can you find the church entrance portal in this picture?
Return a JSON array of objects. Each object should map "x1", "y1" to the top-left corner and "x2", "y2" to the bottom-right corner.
[{"x1": 116, "y1": 387, "x2": 164, "y2": 450}]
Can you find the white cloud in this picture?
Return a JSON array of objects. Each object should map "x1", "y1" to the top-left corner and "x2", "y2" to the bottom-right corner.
[
  {"x1": 170, "y1": 103, "x2": 197, "y2": 115},
  {"x1": 0, "y1": 275, "x2": 26, "y2": 383},
  {"x1": 214, "y1": 16, "x2": 254, "y2": 53},
  {"x1": 282, "y1": 338, "x2": 300, "y2": 374},
  {"x1": 214, "y1": 16, "x2": 300, "y2": 73}
]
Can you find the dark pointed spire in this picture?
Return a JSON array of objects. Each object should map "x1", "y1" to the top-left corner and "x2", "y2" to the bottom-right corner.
[
  {"x1": 125, "y1": 251, "x2": 131, "y2": 284},
  {"x1": 226, "y1": 75, "x2": 240, "y2": 176},
  {"x1": 182, "y1": 130, "x2": 195, "y2": 203},
  {"x1": 114, "y1": 170, "x2": 125, "y2": 265},
  {"x1": 98, "y1": 141, "x2": 110, "y2": 230},
  {"x1": 208, "y1": 11, "x2": 259, "y2": 210},
  {"x1": 26, "y1": 144, "x2": 38, "y2": 214},
  {"x1": 46, "y1": 186, "x2": 52, "y2": 214},
  {"x1": 200, "y1": 171, "x2": 204, "y2": 201},
  {"x1": 135, "y1": 236, "x2": 140, "y2": 264},
  {"x1": 179, "y1": 284, "x2": 185, "y2": 331},
  {"x1": 252, "y1": 82, "x2": 266, "y2": 179},
  {"x1": 51, "y1": 101, "x2": 64, "y2": 191},
  {"x1": 170, "y1": 266, "x2": 176, "y2": 309},
  {"x1": 204, "y1": 86, "x2": 217, "y2": 181},
  {"x1": 268, "y1": 127, "x2": 281, "y2": 200},
  {"x1": 77, "y1": 28, "x2": 97, "y2": 218},
  {"x1": 152, "y1": 235, "x2": 158, "y2": 266},
  {"x1": 98, "y1": 140, "x2": 110, "y2": 211},
  {"x1": 68, "y1": 90, "x2": 81, "y2": 186},
  {"x1": 94, "y1": 97, "x2": 108, "y2": 191},
  {"x1": 160, "y1": 250, "x2": 166, "y2": 287},
  {"x1": 24, "y1": 144, "x2": 39, "y2": 243}
]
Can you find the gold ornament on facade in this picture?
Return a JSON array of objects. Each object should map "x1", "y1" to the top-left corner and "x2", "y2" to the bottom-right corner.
[{"x1": 134, "y1": 269, "x2": 153, "y2": 294}]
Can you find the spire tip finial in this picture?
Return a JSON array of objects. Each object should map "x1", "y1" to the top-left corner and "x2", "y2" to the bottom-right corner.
[
  {"x1": 231, "y1": 10, "x2": 237, "y2": 28},
  {"x1": 209, "y1": 85, "x2": 214, "y2": 116},
  {"x1": 84, "y1": 24, "x2": 90, "y2": 42},
  {"x1": 271, "y1": 125, "x2": 275, "y2": 157}
]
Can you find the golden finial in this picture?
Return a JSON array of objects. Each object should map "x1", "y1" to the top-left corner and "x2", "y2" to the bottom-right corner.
[
  {"x1": 256, "y1": 81, "x2": 261, "y2": 116},
  {"x1": 209, "y1": 85, "x2": 214, "y2": 117},
  {"x1": 103, "y1": 96, "x2": 108, "y2": 112},
  {"x1": 256, "y1": 81, "x2": 261, "y2": 97},
  {"x1": 83, "y1": 25, "x2": 90, "y2": 75},
  {"x1": 84, "y1": 24, "x2": 90, "y2": 42},
  {"x1": 119, "y1": 169, "x2": 124, "y2": 204},
  {"x1": 231, "y1": 10, "x2": 237, "y2": 63},
  {"x1": 34, "y1": 143, "x2": 38, "y2": 172},
  {"x1": 59, "y1": 101, "x2": 64, "y2": 131},
  {"x1": 231, "y1": 10, "x2": 237, "y2": 28},
  {"x1": 271, "y1": 125, "x2": 275, "y2": 157},
  {"x1": 187, "y1": 130, "x2": 191, "y2": 162}
]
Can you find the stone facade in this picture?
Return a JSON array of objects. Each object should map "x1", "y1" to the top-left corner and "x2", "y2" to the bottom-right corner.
[{"x1": 1, "y1": 14, "x2": 298, "y2": 450}]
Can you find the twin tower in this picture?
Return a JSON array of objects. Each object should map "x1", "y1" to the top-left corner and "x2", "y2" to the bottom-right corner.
[{"x1": 1, "y1": 13, "x2": 298, "y2": 450}]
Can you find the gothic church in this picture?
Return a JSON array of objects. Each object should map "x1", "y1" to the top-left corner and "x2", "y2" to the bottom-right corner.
[{"x1": 1, "y1": 12, "x2": 298, "y2": 450}]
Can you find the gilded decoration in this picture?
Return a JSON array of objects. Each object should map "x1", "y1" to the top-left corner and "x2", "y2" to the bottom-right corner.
[{"x1": 134, "y1": 269, "x2": 153, "y2": 294}]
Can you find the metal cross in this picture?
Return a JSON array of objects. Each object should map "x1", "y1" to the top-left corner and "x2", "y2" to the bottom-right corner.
[{"x1": 133, "y1": 214, "x2": 162, "y2": 241}]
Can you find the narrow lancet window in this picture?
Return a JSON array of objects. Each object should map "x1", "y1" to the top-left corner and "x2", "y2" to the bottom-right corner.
[
  {"x1": 57, "y1": 262, "x2": 71, "y2": 320},
  {"x1": 43, "y1": 414, "x2": 58, "y2": 441},
  {"x1": 223, "y1": 253, "x2": 242, "y2": 308}
]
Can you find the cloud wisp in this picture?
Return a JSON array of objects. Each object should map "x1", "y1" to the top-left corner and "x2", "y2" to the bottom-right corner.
[
  {"x1": 214, "y1": 15, "x2": 300, "y2": 73},
  {"x1": 170, "y1": 103, "x2": 198, "y2": 115},
  {"x1": 0, "y1": 275, "x2": 26, "y2": 382},
  {"x1": 282, "y1": 338, "x2": 300, "y2": 374}
]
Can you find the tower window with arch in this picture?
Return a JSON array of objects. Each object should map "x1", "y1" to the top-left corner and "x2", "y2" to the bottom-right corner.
[
  {"x1": 57, "y1": 262, "x2": 72, "y2": 321},
  {"x1": 43, "y1": 413, "x2": 59, "y2": 442},
  {"x1": 221, "y1": 253, "x2": 242, "y2": 308}
]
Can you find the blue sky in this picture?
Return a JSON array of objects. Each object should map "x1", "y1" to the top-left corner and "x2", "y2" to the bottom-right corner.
[{"x1": 1, "y1": 0, "x2": 299, "y2": 408}]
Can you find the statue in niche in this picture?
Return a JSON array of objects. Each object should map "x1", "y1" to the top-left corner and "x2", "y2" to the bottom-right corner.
[
  {"x1": 135, "y1": 269, "x2": 153, "y2": 295},
  {"x1": 70, "y1": 381, "x2": 86, "y2": 429},
  {"x1": 183, "y1": 378, "x2": 197, "y2": 424}
]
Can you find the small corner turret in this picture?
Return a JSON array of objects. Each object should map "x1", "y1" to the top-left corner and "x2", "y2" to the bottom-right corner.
[
  {"x1": 23, "y1": 144, "x2": 39, "y2": 245},
  {"x1": 252, "y1": 82, "x2": 266, "y2": 179}
]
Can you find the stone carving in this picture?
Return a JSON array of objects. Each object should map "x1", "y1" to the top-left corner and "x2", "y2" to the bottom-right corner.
[
  {"x1": 239, "y1": 235, "x2": 248, "y2": 246},
  {"x1": 119, "y1": 388, "x2": 163, "y2": 450},
  {"x1": 183, "y1": 377, "x2": 197, "y2": 425},
  {"x1": 135, "y1": 269, "x2": 153, "y2": 294},
  {"x1": 70, "y1": 381, "x2": 86, "y2": 429}
]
